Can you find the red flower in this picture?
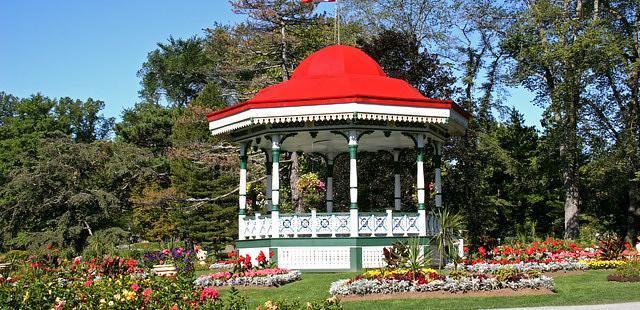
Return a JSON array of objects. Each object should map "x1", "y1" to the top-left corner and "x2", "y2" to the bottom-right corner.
[
  {"x1": 569, "y1": 243, "x2": 577, "y2": 249},
  {"x1": 143, "y1": 288, "x2": 152, "y2": 302},
  {"x1": 200, "y1": 287, "x2": 220, "y2": 301},
  {"x1": 126, "y1": 259, "x2": 137, "y2": 268},
  {"x1": 478, "y1": 246, "x2": 486, "y2": 257},
  {"x1": 131, "y1": 283, "x2": 140, "y2": 292},
  {"x1": 171, "y1": 306, "x2": 178, "y2": 310},
  {"x1": 525, "y1": 247, "x2": 535, "y2": 255},
  {"x1": 269, "y1": 250, "x2": 275, "y2": 258},
  {"x1": 84, "y1": 280, "x2": 92, "y2": 287},
  {"x1": 463, "y1": 246, "x2": 469, "y2": 253},
  {"x1": 257, "y1": 251, "x2": 266, "y2": 263},
  {"x1": 229, "y1": 251, "x2": 237, "y2": 258},
  {"x1": 47, "y1": 244, "x2": 53, "y2": 250},
  {"x1": 492, "y1": 247, "x2": 500, "y2": 255}
]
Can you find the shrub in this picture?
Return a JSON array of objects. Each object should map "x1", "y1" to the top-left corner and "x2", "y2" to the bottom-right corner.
[
  {"x1": 612, "y1": 259, "x2": 640, "y2": 278},
  {"x1": 525, "y1": 269, "x2": 543, "y2": 278},
  {"x1": 3, "y1": 250, "x2": 28, "y2": 263},
  {"x1": 495, "y1": 268, "x2": 516, "y2": 282},
  {"x1": 597, "y1": 233, "x2": 625, "y2": 260},
  {"x1": 448, "y1": 269, "x2": 468, "y2": 280}
]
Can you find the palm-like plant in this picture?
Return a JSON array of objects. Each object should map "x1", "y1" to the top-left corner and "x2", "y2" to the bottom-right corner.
[
  {"x1": 406, "y1": 237, "x2": 432, "y2": 280},
  {"x1": 432, "y1": 207, "x2": 464, "y2": 270}
]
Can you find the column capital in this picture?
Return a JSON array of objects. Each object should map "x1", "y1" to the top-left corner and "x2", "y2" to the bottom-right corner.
[{"x1": 431, "y1": 140, "x2": 443, "y2": 155}]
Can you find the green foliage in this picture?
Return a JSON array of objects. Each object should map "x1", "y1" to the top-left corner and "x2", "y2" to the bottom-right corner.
[
  {"x1": 138, "y1": 36, "x2": 213, "y2": 108},
  {"x1": 495, "y1": 268, "x2": 516, "y2": 282},
  {"x1": 82, "y1": 227, "x2": 130, "y2": 258},
  {"x1": 359, "y1": 29, "x2": 456, "y2": 99},
  {"x1": 526, "y1": 269, "x2": 543, "y2": 279},
  {"x1": 383, "y1": 241, "x2": 409, "y2": 269},
  {"x1": 0, "y1": 139, "x2": 154, "y2": 254},
  {"x1": 613, "y1": 259, "x2": 640, "y2": 278},
  {"x1": 432, "y1": 208, "x2": 464, "y2": 269},
  {"x1": 115, "y1": 102, "x2": 176, "y2": 155}
]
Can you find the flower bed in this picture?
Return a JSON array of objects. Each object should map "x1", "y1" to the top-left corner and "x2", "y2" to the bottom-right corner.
[
  {"x1": 583, "y1": 260, "x2": 626, "y2": 270},
  {"x1": 0, "y1": 249, "x2": 246, "y2": 309},
  {"x1": 209, "y1": 261, "x2": 234, "y2": 270},
  {"x1": 607, "y1": 259, "x2": 640, "y2": 282},
  {"x1": 329, "y1": 268, "x2": 554, "y2": 296},
  {"x1": 195, "y1": 268, "x2": 301, "y2": 287},
  {"x1": 449, "y1": 261, "x2": 588, "y2": 274}
]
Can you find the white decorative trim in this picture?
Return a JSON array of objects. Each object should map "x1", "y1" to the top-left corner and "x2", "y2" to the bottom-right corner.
[
  {"x1": 209, "y1": 102, "x2": 456, "y2": 135},
  {"x1": 362, "y1": 246, "x2": 387, "y2": 269},
  {"x1": 210, "y1": 120, "x2": 252, "y2": 135},
  {"x1": 358, "y1": 113, "x2": 447, "y2": 124},
  {"x1": 277, "y1": 246, "x2": 351, "y2": 270},
  {"x1": 254, "y1": 113, "x2": 353, "y2": 124}
]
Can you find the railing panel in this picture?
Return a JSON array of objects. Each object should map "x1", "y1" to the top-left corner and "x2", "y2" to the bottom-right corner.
[{"x1": 240, "y1": 211, "x2": 437, "y2": 239}]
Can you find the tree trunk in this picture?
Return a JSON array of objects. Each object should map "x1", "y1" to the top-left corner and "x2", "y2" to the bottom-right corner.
[
  {"x1": 280, "y1": 22, "x2": 289, "y2": 81},
  {"x1": 290, "y1": 152, "x2": 302, "y2": 213},
  {"x1": 562, "y1": 91, "x2": 581, "y2": 239},
  {"x1": 627, "y1": 177, "x2": 640, "y2": 240},
  {"x1": 563, "y1": 167, "x2": 580, "y2": 239}
]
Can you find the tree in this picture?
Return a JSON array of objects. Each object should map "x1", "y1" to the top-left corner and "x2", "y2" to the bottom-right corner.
[
  {"x1": 503, "y1": 0, "x2": 606, "y2": 238},
  {"x1": 587, "y1": 0, "x2": 640, "y2": 239},
  {"x1": 0, "y1": 139, "x2": 153, "y2": 253},
  {"x1": 358, "y1": 29, "x2": 456, "y2": 99},
  {"x1": 138, "y1": 36, "x2": 213, "y2": 108},
  {"x1": 115, "y1": 102, "x2": 176, "y2": 156}
]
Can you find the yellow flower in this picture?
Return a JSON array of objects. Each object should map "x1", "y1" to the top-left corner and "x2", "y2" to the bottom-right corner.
[
  {"x1": 23, "y1": 291, "x2": 29, "y2": 302},
  {"x1": 123, "y1": 289, "x2": 136, "y2": 301}
]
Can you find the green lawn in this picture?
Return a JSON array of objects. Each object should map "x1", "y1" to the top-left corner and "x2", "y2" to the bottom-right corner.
[{"x1": 212, "y1": 270, "x2": 640, "y2": 309}]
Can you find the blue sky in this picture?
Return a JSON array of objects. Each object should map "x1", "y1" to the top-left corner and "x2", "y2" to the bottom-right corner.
[{"x1": 0, "y1": 0, "x2": 542, "y2": 127}]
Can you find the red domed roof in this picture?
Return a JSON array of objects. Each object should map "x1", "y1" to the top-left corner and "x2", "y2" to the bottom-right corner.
[
  {"x1": 208, "y1": 45, "x2": 468, "y2": 121},
  {"x1": 291, "y1": 45, "x2": 386, "y2": 79}
]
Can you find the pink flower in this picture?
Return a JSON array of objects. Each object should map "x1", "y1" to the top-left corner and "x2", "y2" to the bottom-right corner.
[
  {"x1": 143, "y1": 288, "x2": 152, "y2": 301},
  {"x1": 131, "y1": 283, "x2": 140, "y2": 292},
  {"x1": 84, "y1": 280, "x2": 92, "y2": 287},
  {"x1": 162, "y1": 249, "x2": 170, "y2": 255},
  {"x1": 200, "y1": 287, "x2": 220, "y2": 301}
]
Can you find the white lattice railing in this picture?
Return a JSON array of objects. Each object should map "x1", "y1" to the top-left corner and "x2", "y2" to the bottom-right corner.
[{"x1": 240, "y1": 209, "x2": 439, "y2": 240}]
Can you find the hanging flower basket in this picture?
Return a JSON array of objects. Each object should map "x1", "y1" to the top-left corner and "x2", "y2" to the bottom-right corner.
[{"x1": 153, "y1": 264, "x2": 177, "y2": 277}]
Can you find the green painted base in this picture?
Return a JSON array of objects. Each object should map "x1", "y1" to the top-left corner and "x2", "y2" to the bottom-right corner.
[{"x1": 236, "y1": 237, "x2": 432, "y2": 272}]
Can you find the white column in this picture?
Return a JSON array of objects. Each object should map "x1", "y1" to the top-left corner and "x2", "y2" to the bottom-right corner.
[
  {"x1": 326, "y1": 154, "x2": 334, "y2": 213},
  {"x1": 271, "y1": 136, "x2": 281, "y2": 238},
  {"x1": 416, "y1": 135, "x2": 427, "y2": 237},
  {"x1": 434, "y1": 141, "x2": 443, "y2": 208},
  {"x1": 393, "y1": 150, "x2": 401, "y2": 211},
  {"x1": 386, "y1": 209, "x2": 393, "y2": 237},
  {"x1": 311, "y1": 208, "x2": 318, "y2": 238},
  {"x1": 238, "y1": 143, "x2": 248, "y2": 240},
  {"x1": 348, "y1": 130, "x2": 359, "y2": 237}
]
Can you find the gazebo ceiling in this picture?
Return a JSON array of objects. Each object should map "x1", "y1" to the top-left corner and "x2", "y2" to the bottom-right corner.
[{"x1": 208, "y1": 45, "x2": 469, "y2": 137}]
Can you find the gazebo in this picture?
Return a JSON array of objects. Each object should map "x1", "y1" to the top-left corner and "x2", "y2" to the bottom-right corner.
[{"x1": 207, "y1": 45, "x2": 469, "y2": 271}]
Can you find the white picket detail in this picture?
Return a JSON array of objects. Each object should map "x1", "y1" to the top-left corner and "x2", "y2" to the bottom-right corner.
[{"x1": 240, "y1": 211, "x2": 436, "y2": 239}]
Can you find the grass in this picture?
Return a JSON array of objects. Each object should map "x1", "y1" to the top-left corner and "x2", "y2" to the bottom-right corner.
[{"x1": 208, "y1": 270, "x2": 640, "y2": 309}]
